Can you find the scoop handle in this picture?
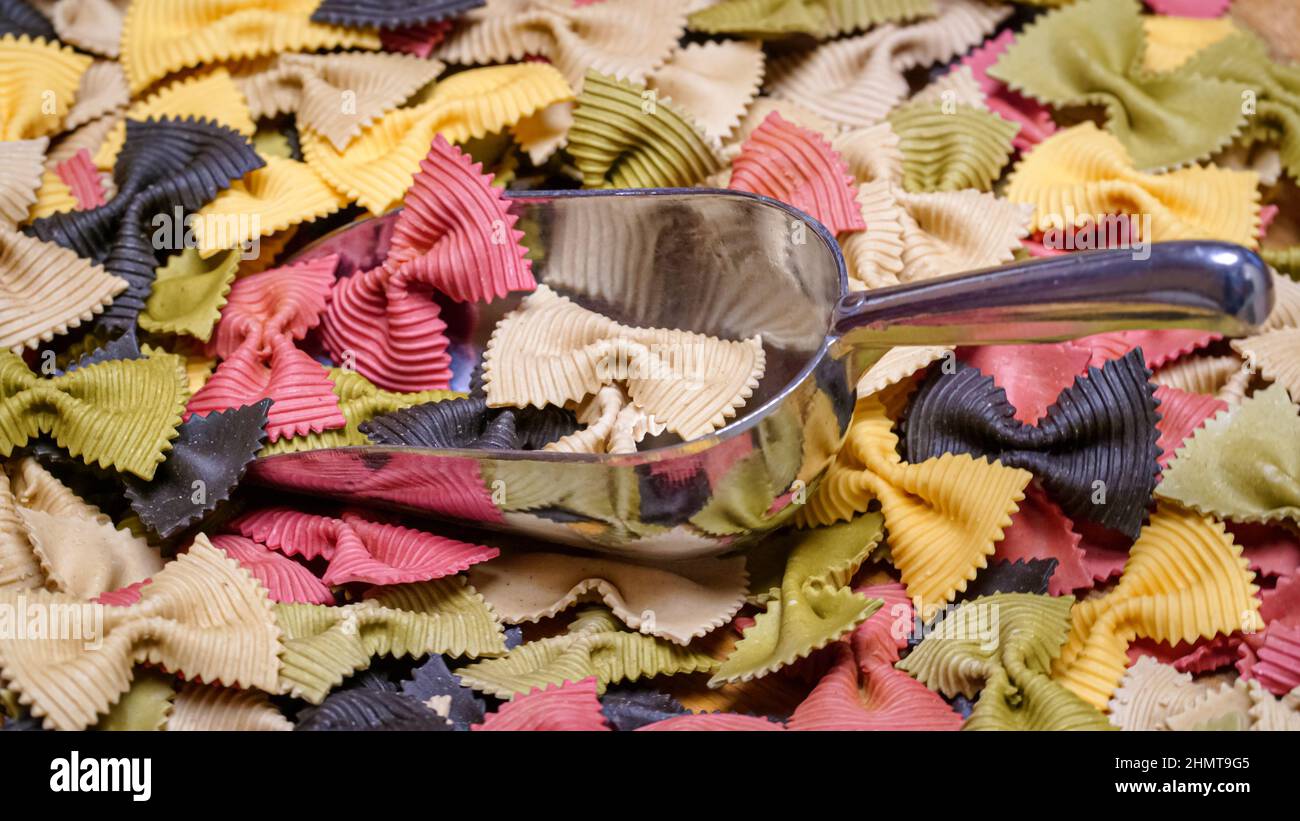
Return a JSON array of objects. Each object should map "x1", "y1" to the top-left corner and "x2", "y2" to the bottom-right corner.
[{"x1": 831, "y1": 241, "x2": 1273, "y2": 355}]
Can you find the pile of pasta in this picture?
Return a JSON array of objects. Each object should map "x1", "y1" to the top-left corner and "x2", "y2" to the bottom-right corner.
[{"x1": 1, "y1": 0, "x2": 1298, "y2": 731}]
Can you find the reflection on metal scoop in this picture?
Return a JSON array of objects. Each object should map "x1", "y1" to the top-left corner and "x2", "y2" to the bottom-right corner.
[{"x1": 249, "y1": 189, "x2": 1273, "y2": 558}]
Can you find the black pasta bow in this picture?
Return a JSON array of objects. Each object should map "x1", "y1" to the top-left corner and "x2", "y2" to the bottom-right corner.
[
  {"x1": 27, "y1": 116, "x2": 264, "y2": 330},
  {"x1": 310, "y1": 0, "x2": 484, "y2": 29},
  {"x1": 361, "y1": 396, "x2": 578, "y2": 451},
  {"x1": 902, "y1": 348, "x2": 1160, "y2": 539}
]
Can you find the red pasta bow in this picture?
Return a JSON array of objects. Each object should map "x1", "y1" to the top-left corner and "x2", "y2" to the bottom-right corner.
[
  {"x1": 187, "y1": 255, "x2": 344, "y2": 442},
  {"x1": 320, "y1": 135, "x2": 535, "y2": 392}
]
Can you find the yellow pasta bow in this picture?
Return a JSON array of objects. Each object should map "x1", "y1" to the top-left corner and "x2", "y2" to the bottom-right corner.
[
  {"x1": 436, "y1": 0, "x2": 690, "y2": 88},
  {"x1": 796, "y1": 389, "x2": 1031, "y2": 606},
  {"x1": 0, "y1": 34, "x2": 91, "y2": 140},
  {"x1": 0, "y1": 348, "x2": 187, "y2": 480},
  {"x1": 899, "y1": 593, "x2": 1113, "y2": 731},
  {"x1": 1052, "y1": 504, "x2": 1261, "y2": 711},
  {"x1": 192, "y1": 156, "x2": 348, "y2": 255},
  {"x1": 0, "y1": 538, "x2": 281, "y2": 730},
  {"x1": 120, "y1": 0, "x2": 380, "y2": 93},
  {"x1": 483, "y1": 285, "x2": 766, "y2": 441},
  {"x1": 1006, "y1": 122, "x2": 1261, "y2": 247},
  {"x1": 300, "y1": 62, "x2": 573, "y2": 214}
]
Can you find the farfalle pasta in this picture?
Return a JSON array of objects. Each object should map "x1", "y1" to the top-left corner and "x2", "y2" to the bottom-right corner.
[
  {"x1": 2, "y1": 0, "x2": 1298, "y2": 742},
  {"x1": 483, "y1": 284, "x2": 765, "y2": 441}
]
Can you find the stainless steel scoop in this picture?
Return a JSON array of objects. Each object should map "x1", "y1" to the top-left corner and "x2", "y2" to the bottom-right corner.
[{"x1": 248, "y1": 189, "x2": 1272, "y2": 558}]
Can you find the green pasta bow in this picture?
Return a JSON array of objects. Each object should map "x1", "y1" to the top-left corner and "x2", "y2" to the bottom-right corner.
[
  {"x1": 0, "y1": 349, "x2": 187, "y2": 480},
  {"x1": 898, "y1": 592, "x2": 1113, "y2": 730},
  {"x1": 988, "y1": 0, "x2": 1250, "y2": 170}
]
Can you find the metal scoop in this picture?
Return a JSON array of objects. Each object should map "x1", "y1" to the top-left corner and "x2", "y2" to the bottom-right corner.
[{"x1": 249, "y1": 189, "x2": 1272, "y2": 558}]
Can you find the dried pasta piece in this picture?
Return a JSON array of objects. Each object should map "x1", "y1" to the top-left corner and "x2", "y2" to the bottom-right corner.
[
  {"x1": 188, "y1": 256, "x2": 344, "y2": 442},
  {"x1": 319, "y1": 138, "x2": 532, "y2": 393},
  {"x1": 6, "y1": 458, "x2": 162, "y2": 599},
  {"x1": 1006, "y1": 123, "x2": 1261, "y2": 247},
  {"x1": 455, "y1": 607, "x2": 717, "y2": 698},
  {"x1": 961, "y1": 29, "x2": 1056, "y2": 152},
  {"x1": 0, "y1": 538, "x2": 280, "y2": 730},
  {"x1": 47, "y1": 0, "x2": 128, "y2": 57},
  {"x1": 123, "y1": 400, "x2": 271, "y2": 539},
  {"x1": 1163, "y1": 678, "x2": 1253, "y2": 731},
  {"x1": 209, "y1": 534, "x2": 333, "y2": 604},
  {"x1": 1053, "y1": 505, "x2": 1261, "y2": 710},
  {"x1": 54, "y1": 150, "x2": 105, "y2": 209},
  {"x1": 568, "y1": 71, "x2": 723, "y2": 189},
  {"x1": 712, "y1": 514, "x2": 883, "y2": 684},
  {"x1": 887, "y1": 101, "x2": 1017, "y2": 193},
  {"x1": 473, "y1": 678, "x2": 610, "y2": 731},
  {"x1": 687, "y1": 0, "x2": 828, "y2": 38},
  {"x1": 904, "y1": 350, "x2": 1161, "y2": 538},
  {"x1": 989, "y1": 0, "x2": 1249, "y2": 170},
  {"x1": 140, "y1": 248, "x2": 238, "y2": 341},
  {"x1": 994, "y1": 483, "x2": 1092, "y2": 596},
  {"x1": 0, "y1": 33, "x2": 90, "y2": 140},
  {"x1": 0, "y1": 227, "x2": 126, "y2": 352},
  {"x1": 1107, "y1": 656, "x2": 1212, "y2": 730},
  {"x1": 483, "y1": 285, "x2": 765, "y2": 441},
  {"x1": 311, "y1": 0, "x2": 483, "y2": 28},
  {"x1": 119, "y1": 0, "x2": 380, "y2": 93},
  {"x1": 0, "y1": 347, "x2": 187, "y2": 479},
  {"x1": 1154, "y1": 354, "x2": 1246, "y2": 396},
  {"x1": 796, "y1": 391, "x2": 1031, "y2": 606},
  {"x1": 854, "y1": 345, "x2": 949, "y2": 397},
  {"x1": 1141, "y1": 14, "x2": 1237, "y2": 73},
  {"x1": 1157, "y1": 385, "x2": 1300, "y2": 525},
  {"x1": 63, "y1": 60, "x2": 128, "y2": 131},
  {"x1": 229, "y1": 506, "x2": 498, "y2": 587},
  {"x1": 192, "y1": 156, "x2": 347, "y2": 255},
  {"x1": 232, "y1": 52, "x2": 443, "y2": 151},
  {"x1": 765, "y1": 0, "x2": 1009, "y2": 129},
  {"x1": 832, "y1": 121, "x2": 903, "y2": 186},
  {"x1": 167, "y1": 681, "x2": 291, "y2": 731},
  {"x1": 275, "y1": 577, "x2": 506, "y2": 703},
  {"x1": 1180, "y1": 30, "x2": 1300, "y2": 180},
  {"x1": 299, "y1": 62, "x2": 572, "y2": 214},
  {"x1": 94, "y1": 668, "x2": 176, "y2": 731},
  {"x1": 901, "y1": 592, "x2": 1113, "y2": 730},
  {"x1": 729, "y1": 112, "x2": 864, "y2": 234},
  {"x1": 646, "y1": 40, "x2": 764, "y2": 142},
  {"x1": 469, "y1": 548, "x2": 746, "y2": 645},
  {"x1": 436, "y1": 0, "x2": 688, "y2": 88},
  {"x1": 93, "y1": 69, "x2": 257, "y2": 172},
  {"x1": 0, "y1": 137, "x2": 45, "y2": 226}
]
